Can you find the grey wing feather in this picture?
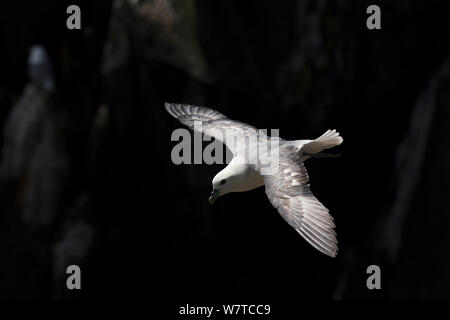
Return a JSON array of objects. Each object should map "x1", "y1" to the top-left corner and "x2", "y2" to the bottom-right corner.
[
  {"x1": 165, "y1": 103, "x2": 259, "y2": 154},
  {"x1": 263, "y1": 145, "x2": 338, "y2": 257},
  {"x1": 165, "y1": 103, "x2": 227, "y2": 126}
]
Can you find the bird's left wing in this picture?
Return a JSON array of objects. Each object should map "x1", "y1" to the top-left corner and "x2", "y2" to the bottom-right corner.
[
  {"x1": 165, "y1": 103, "x2": 259, "y2": 155},
  {"x1": 263, "y1": 145, "x2": 338, "y2": 257}
]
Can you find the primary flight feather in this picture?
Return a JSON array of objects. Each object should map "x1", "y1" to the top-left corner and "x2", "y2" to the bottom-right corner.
[{"x1": 165, "y1": 103, "x2": 343, "y2": 257}]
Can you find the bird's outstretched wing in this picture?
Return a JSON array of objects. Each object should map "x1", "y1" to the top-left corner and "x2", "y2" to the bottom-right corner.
[
  {"x1": 165, "y1": 103, "x2": 259, "y2": 155},
  {"x1": 263, "y1": 145, "x2": 338, "y2": 257}
]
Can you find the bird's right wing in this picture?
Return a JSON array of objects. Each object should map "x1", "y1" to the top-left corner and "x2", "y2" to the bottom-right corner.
[
  {"x1": 165, "y1": 103, "x2": 259, "y2": 155},
  {"x1": 263, "y1": 145, "x2": 338, "y2": 257}
]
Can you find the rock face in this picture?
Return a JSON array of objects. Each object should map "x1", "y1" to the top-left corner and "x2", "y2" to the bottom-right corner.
[{"x1": 1, "y1": 0, "x2": 450, "y2": 299}]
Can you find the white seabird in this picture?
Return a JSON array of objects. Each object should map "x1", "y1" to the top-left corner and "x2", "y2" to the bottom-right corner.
[{"x1": 165, "y1": 103, "x2": 343, "y2": 257}]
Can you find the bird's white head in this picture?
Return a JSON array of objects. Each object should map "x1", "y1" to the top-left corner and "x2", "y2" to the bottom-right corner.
[{"x1": 209, "y1": 167, "x2": 240, "y2": 204}]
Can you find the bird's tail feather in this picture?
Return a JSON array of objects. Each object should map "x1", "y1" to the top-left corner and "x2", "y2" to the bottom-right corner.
[{"x1": 301, "y1": 129, "x2": 343, "y2": 156}]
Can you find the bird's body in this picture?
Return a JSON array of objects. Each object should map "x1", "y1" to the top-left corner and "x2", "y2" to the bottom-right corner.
[
  {"x1": 165, "y1": 103, "x2": 343, "y2": 257},
  {"x1": 219, "y1": 160, "x2": 264, "y2": 192}
]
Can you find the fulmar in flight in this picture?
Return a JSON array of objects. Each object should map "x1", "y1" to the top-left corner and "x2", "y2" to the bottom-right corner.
[{"x1": 165, "y1": 103, "x2": 343, "y2": 257}]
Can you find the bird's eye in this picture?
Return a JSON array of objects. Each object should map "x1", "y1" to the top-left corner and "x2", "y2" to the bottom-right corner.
[{"x1": 220, "y1": 179, "x2": 226, "y2": 185}]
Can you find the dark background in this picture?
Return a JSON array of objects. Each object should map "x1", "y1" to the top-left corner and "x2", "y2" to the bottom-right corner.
[{"x1": 0, "y1": 0, "x2": 449, "y2": 300}]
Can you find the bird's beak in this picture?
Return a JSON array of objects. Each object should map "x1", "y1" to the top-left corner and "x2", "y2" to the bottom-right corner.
[{"x1": 208, "y1": 189, "x2": 219, "y2": 205}]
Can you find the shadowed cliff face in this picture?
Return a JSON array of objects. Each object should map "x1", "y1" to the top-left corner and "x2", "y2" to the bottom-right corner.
[{"x1": 0, "y1": 0, "x2": 450, "y2": 299}]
